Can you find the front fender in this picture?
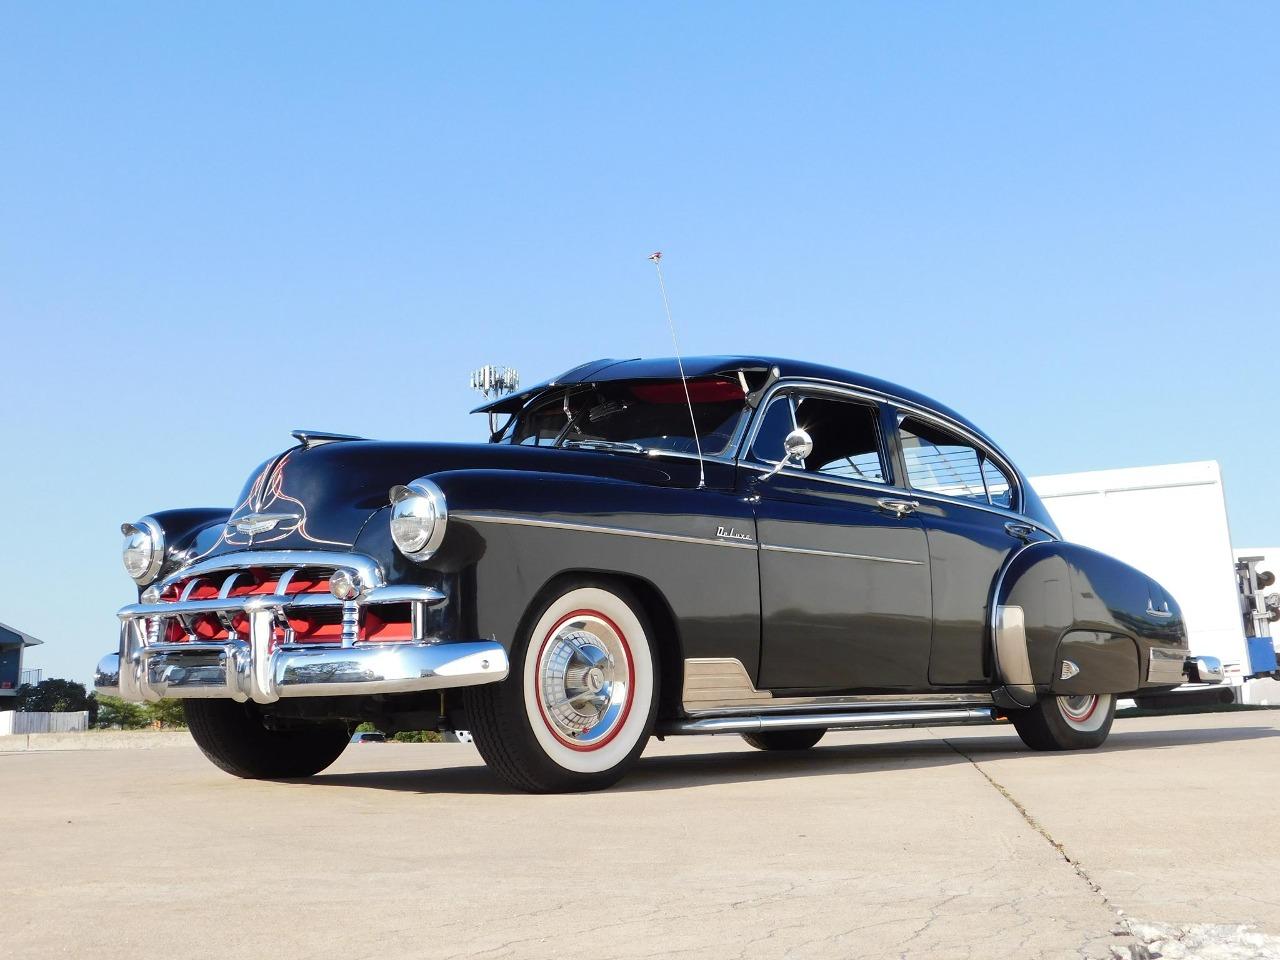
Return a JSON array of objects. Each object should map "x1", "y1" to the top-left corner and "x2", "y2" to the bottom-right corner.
[
  {"x1": 146, "y1": 508, "x2": 232, "y2": 590},
  {"x1": 406, "y1": 467, "x2": 762, "y2": 677}
]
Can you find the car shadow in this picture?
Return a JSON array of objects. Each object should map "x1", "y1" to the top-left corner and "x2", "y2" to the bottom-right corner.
[{"x1": 307, "y1": 722, "x2": 1280, "y2": 797}]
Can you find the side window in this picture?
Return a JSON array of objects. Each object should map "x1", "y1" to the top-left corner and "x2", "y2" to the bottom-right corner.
[
  {"x1": 899, "y1": 416, "x2": 1017, "y2": 509},
  {"x1": 898, "y1": 418, "x2": 987, "y2": 503},
  {"x1": 982, "y1": 458, "x2": 1013, "y2": 509},
  {"x1": 751, "y1": 391, "x2": 887, "y2": 484},
  {"x1": 795, "y1": 396, "x2": 886, "y2": 483},
  {"x1": 749, "y1": 394, "x2": 797, "y2": 463}
]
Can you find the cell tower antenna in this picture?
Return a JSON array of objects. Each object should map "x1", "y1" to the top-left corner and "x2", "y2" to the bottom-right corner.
[
  {"x1": 470, "y1": 364, "x2": 520, "y2": 437},
  {"x1": 648, "y1": 251, "x2": 705, "y2": 490}
]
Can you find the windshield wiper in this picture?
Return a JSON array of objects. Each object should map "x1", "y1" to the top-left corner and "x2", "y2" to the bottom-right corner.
[{"x1": 560, "y1": 439, "x2": 648, "y2": 454}]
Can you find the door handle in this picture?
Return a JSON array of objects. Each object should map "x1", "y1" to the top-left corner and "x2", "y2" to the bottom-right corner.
[
  {"x1": 1004, "y1": 522, "x2": 1036, "y2": 541},
  {"x1": 1147, "y1": 600, "x2": 1172, "y2": 618},
  {"x1": 878, "y1": 498, "x2": 919, "y2": 518}
]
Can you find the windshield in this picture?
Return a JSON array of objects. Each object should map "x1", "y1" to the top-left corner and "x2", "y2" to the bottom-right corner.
[{"x1": 506, "y1": 377, "x2": 749, "y2": 456}]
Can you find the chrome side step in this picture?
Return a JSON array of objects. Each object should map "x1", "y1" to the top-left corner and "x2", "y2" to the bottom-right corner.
[{"x1": 659, "y1": 706, "x2": 998, "y2": 736}]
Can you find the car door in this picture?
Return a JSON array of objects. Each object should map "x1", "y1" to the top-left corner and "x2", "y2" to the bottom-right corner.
[
  {"x1": 893, "y1": 412, "x2": 1050, "y2": 686},
  {"x1": 746, "y1": 386, "x2": 933, "y2": 692}
]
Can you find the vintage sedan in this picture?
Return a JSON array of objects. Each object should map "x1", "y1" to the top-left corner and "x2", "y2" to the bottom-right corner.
[{"x1": 96, "y1": 356, "x2": 1223, "y2": 791}]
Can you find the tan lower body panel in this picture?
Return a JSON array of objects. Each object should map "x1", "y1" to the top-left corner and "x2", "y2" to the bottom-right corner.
[{"x1": 681, "y1": 657, "x2": 993, "y2": 716}]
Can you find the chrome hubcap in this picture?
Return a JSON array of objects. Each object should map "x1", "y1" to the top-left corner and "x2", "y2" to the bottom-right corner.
[
  {"x1": 1059, "y1": 694, "x2": 1097, "y2": 722},
  {"x1": 537, "y1": 614, "x2": 632, "y2": 748}
]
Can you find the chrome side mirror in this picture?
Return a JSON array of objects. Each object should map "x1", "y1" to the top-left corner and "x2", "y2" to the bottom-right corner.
[
  {"x1": 783, "y1": 428, "x2": 813, "y2": 464},
  {"x1": 765, "y1": 428, "x2": 812, "y2": 478}
]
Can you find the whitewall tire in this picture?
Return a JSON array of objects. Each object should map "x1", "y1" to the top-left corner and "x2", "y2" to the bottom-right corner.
[
  {"x1": 1011, "y1": 692, "x2": 1116, "y2": 751},
  {"x1": 465, "y1": 579, "x2": 658, "y2": 792},
  {"x1": 1056, "y1": 694, "x2": 1112, "y2": 734}
]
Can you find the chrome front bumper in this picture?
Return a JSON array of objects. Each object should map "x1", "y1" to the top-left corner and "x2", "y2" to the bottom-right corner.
[
  {"x1": 97, "y1": 587, "x2": 509, "y2": 704},
  {"x1": 95, "y1": 638, "x2": 507, "y2": 704}
]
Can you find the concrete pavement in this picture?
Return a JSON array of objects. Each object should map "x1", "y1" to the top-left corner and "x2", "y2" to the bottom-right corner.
[{"x1": 4, "y1": 711, "x2": 1279, "y2": 959}]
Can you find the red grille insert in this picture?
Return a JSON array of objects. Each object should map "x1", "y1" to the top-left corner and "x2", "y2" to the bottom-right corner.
[{"x1": 152, "y1": 567, "x2": 411, "y2": 645}]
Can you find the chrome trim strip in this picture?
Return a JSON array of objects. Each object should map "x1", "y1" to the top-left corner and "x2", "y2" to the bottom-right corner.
[
  {"x1": 644, "y1": 449, "x2": 738, "y2": 467},
  {"x1": 737, "y1": 459, "x2": 1056, "y2": 539},
  {"x1": 759, "y1": 543, "x2": 923, "y2": 565},
  {"x1": 681, "y1": 657, "x2": 991, "y2": 715},
  {"x1": 988, "y1": 540, "x2": 1050, "y2": 706},
  {"x1": 661, "y1": 706, "x2": 997, "y2": 736},
  {"x1": 1148, "y1": 647, "x2": 1188, "y2": 684},
  {"x1": 362, "y1": 584, "x2": 445, "y2": 606},
  {"x1": 452, "y1": 512, "x2": 758, "y2": 550},
  {"x1": 156, "y1": 550, "x2": 386, "y2": 592},
  {"x1": 736, "y1": 377, "x2": 1055, "y2": 538},
  {"x1": 993, "y1": 603, "x2": 1036, "y2": 707}
]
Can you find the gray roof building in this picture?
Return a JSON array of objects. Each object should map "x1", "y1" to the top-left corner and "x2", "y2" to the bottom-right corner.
[{"x1": 0, "y1": 622, "x2": 42, "y2": 695}]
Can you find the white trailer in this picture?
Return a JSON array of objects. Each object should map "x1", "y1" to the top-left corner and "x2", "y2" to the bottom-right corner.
[{"x1": 1029, "y1": 460, "x2": 1280, "y2": 704}]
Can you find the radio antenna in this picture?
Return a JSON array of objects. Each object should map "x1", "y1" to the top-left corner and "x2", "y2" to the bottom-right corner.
[{"x1": 649, "y1": 251, "x2": 705, "y2": 490}]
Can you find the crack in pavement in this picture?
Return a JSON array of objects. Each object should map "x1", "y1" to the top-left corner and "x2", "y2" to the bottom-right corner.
[
  {"x1": 931, "y1": 733, "x2": 1280, "y2": 958},
  {"x1": 938, "y1": 733, "x2": 1122, "y2": 922}
]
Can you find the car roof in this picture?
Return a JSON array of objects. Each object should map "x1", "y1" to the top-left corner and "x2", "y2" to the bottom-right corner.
[{"x1": 473, "y1": 355, "x2": 999, "y2": 449}]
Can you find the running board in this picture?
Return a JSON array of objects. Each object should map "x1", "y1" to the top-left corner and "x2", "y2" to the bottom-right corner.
[{"x1": 659, "y1": 706, "x2": 998, "y2": 736}]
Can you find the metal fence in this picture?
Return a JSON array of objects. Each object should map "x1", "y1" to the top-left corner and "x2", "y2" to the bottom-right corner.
[
  {"x1": 6, "y1": 710, "x2": 90, "y2": 734},
  {"x1": 19, "y1": 668, "x2": 43, "y2": 686}
]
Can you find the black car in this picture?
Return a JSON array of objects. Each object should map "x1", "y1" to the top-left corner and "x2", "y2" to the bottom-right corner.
[{"x1": 97, "y1": 356, "x2": 1223, "y2": 792}]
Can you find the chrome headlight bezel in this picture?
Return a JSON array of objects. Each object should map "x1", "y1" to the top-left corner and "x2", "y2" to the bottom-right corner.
[
  {"x1": 389, "y1": 478, "x2": 448, "y2": 562},
  {"x1": 121, "y1": 516, "x2": 166, "y2": 585}
]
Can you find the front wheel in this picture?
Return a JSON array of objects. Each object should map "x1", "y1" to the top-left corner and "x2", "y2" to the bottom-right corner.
[
  {"x1": 464, "y1": 580, "x2": 659, "y2": 793},
  {"x1": 184, "y1": 700, "x2": 351, "y2": 779},
  {"x1": 1010, "y1": 693, "x2": 1116, "y2": 751}
]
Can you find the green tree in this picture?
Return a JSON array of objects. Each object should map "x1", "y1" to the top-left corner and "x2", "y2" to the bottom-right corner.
[
  {"x1": 16, "y1": 678, "x2": 92, "y2": 713},
  {"x1": 95, "y1": 695, "x2": 148, "y2": 730},
  {"x1": 143, "y1": 699, "x2": 187, "y2": 729},
  {"x1": 392, "y1": 730, "x2": 442, "y2": 743}
]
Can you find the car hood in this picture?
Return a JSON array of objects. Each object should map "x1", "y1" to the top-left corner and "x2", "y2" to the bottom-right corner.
[{"x1": 210, "y1": 439, "x2": 679, "y2": 554}]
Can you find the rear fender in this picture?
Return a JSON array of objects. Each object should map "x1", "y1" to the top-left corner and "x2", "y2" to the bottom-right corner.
[{"x1": 991, "y1": 540, "x2": 1178, "y2": 705}]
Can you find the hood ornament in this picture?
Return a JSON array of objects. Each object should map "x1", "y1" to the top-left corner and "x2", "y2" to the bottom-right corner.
[
  {"x1": 229, "y1": 513, "x2": 301, "y2": 538},
  {"x1": 291, "y1": 429, "x2": 365, "y2": 449}
]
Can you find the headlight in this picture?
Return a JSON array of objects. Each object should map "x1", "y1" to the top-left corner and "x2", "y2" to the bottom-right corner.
[
  {"x1": 121, "y1": 517, "x2": 165, "y2": 585},
  {"x1": 389, "y1": 478, "x2": 448, "y2": 561}
]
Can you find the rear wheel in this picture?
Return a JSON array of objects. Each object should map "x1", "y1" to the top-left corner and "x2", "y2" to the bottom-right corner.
[
  {"x1": 1010, "y1": 693, "x2": 1115, "y2": 751},
  {"x1": 184, "y1": 700, "x2": 351, "y2": 779},
  {"x1": 742, "y1": 729, "x2": 826, "y2": 751},
  {"x1": 465, "y1": 580, "x2": 658, "y2": 793}
]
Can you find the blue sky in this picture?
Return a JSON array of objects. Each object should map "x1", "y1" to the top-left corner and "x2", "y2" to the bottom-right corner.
[{"x1": 3, "y1": 3, "x2": 1277, "y2": 682}]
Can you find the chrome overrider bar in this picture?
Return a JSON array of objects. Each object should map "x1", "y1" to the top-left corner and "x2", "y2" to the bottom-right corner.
[{"x1": 95, "y1": 550, "x2": 509, "y2": 705}]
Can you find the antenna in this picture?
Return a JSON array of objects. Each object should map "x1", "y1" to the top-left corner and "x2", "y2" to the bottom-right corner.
[{"x1": 649, "y1": 251, "x2": 705, "y2": 490}]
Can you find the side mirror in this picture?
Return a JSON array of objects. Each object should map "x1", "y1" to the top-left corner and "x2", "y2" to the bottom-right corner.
[
  {"x1": 783, "y1": 428, "x2": 813, "y2": 465},
  {"x1": 764, "y1": 428, "x2": 812, "y2": 478}
]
